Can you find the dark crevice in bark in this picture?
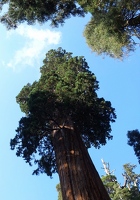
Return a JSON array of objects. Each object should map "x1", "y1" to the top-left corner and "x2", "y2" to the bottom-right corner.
[{"x1": 62, "y1": 128, "x2": 75, "y2": 199}]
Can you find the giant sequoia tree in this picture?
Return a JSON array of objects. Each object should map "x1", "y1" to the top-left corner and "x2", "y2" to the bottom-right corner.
[
  {"x1": 0, "y1": 0, "x2": 139, "y2": 59},
  {"x1": 11, "y1": 48, "x2": 116, "y2": 200}
]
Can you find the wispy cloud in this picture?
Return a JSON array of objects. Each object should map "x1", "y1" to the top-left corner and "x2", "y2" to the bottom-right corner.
[{"x1": 7, "y1": 25, "x2": 61, "y2": 70}]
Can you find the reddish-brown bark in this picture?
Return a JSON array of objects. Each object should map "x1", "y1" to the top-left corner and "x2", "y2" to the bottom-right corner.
[{"x1": 52, "y1": 125, "x2": 110, "y2": 200}]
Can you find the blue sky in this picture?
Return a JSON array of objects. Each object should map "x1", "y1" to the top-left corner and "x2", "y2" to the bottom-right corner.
[{"x1": 0, "y1": 13, "x2": 140, "y2": 200}]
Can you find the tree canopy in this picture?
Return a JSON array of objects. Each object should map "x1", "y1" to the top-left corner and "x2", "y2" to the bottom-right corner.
[
  {"x1": 0, "y1": 0, "x2": 139, "y2": 59},
  {"x1": 84, "y1": 0, "x2": 140, "y2": 59},
  {"x1": 102, "y1": 162, "x2": 140, "y2": 200},
  {"x1": 10, "y1": 48, "x2": 116, "y2": 177},
  {"x1": 127, "y1": 129, "x2": 140, "y2": 164},
  {"x1": 0, "y1": 0, "x2": 85, "y2": 28}
]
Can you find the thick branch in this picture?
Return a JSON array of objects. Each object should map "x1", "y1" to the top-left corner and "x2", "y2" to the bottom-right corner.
[{"x1": 126, "y1": 14, "x2": 140, "y2": 26}]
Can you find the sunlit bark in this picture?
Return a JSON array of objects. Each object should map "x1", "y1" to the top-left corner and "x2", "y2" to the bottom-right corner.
[{"x1": 52, "y1": 123, "x2": 110, "y2": 200}]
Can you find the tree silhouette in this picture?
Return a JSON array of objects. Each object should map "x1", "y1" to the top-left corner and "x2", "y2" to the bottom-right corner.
[{"x1": 127, "y1": 129, "x2": 140, "y2": 164}]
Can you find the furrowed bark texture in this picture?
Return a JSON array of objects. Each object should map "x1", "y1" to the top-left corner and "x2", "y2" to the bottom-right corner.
[{"x1": 52, "y1": 126, "x2": 110, "y2": 200}]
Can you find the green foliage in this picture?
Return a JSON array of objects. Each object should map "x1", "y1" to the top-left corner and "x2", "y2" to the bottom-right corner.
[
  {"x1": 83, "y1": 0, "x2": 140, "y2": 59},
  {"x1": 84, "y1": 17, "x2": 133, "y2": 59},
  {"x1": 123, "y1": 163, "x2": 140, "y2": 189},
  {"x1": 0, "y1": 0, "x2": 85, "y2": 28},
  {"x1": 56, "y1": 184, "x2": 62, "y2": 200},
  {"x1": 11, "y1": 48, "x2": 116, "y2": 177},
  {"x1": 101, "y1": 163, "x2": 140, "y2": 200},
  {"x1": 0, "y1": 0, "x2": 139, "y2": 58},
  {"x1": 101, "y1": 174, "x2": 118, "y2": 199},
  {"x1": 127, "y1": 129, "x2": 140, "y2": 164}
]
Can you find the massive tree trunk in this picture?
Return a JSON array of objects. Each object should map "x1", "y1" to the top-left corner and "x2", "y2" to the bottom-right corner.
[{"x1": 52, "y1": 124, "x2": 110, "y2": 200}]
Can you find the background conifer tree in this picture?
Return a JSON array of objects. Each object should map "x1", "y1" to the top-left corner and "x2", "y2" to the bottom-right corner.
[
  {"x1": 127, "y1": 129, "x2": 140, "y2": 164},
  {"x1": 101, "y1": 161, "x2": 140, "y2": 200}
]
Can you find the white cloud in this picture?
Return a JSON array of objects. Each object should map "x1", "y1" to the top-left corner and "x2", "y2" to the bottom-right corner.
[{"x1": 7, "y1": 25, "x2": 61, "y2": 70}]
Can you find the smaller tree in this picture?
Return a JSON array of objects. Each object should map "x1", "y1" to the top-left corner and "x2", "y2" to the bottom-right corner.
[
  {"x1": 101, "y1": 161, "x2": 140, "y2": 200},
  {"x1": 123, "y1": 163, "x2": 140, "y2": 190},
  {"x1": 127, "y1": 129, "x2": 140, "y2": 164}
]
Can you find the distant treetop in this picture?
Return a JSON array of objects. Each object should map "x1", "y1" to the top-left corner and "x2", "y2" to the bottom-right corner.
[{"x1": 0, "y1": 0, "x2": 139, "y2": 58}]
